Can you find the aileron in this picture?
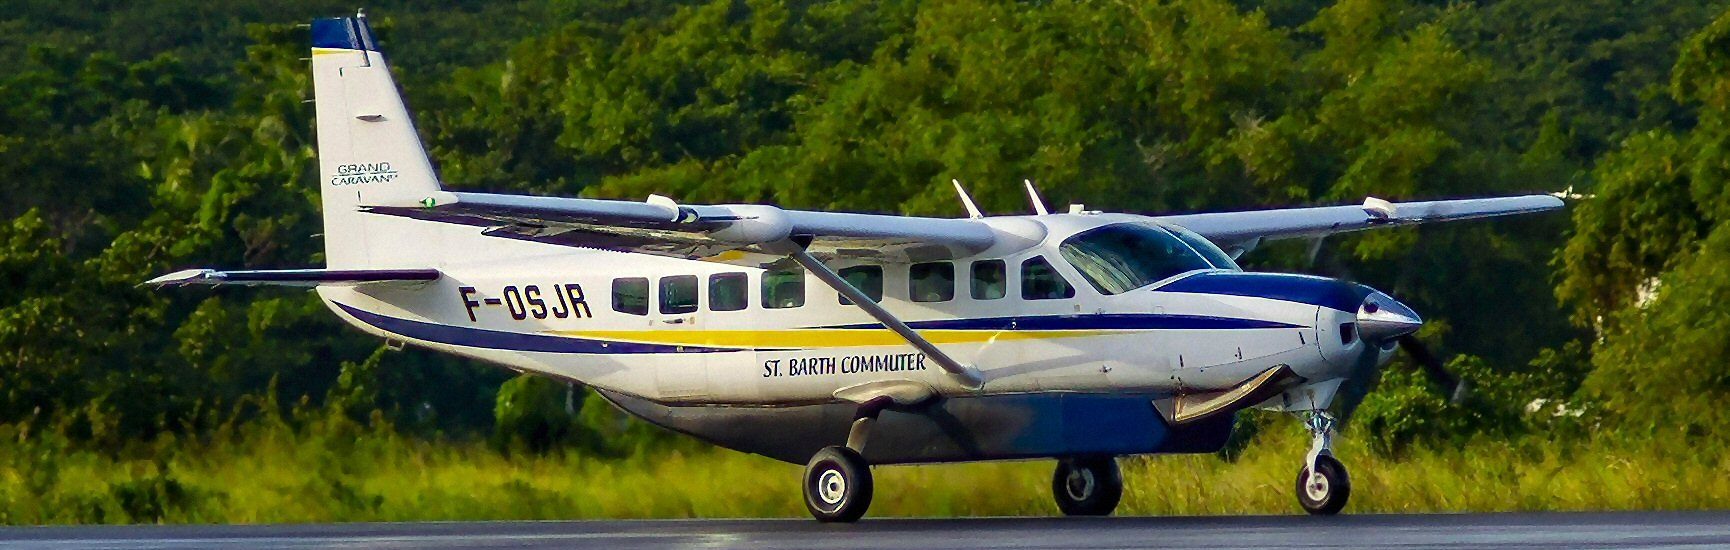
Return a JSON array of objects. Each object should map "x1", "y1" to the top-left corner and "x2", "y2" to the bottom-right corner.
[{"x1": 1158, "y1": 194, "x2": 1564, "y2": 245}]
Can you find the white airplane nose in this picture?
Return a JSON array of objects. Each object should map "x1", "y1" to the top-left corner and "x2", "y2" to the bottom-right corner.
[{"x1": 1356, "y1": 291, "x2": 1422, "y2": 342}]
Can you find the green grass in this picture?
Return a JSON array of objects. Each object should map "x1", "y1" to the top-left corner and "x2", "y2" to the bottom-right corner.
[{"x1": 1, "y1": 418, "x2": 1725, "y2": 525}]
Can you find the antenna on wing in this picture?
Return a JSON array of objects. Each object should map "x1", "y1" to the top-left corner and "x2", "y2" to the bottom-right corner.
[
  {"x1": 1023, "y1": 179, "x2": 1050, "y2": 215},
  {"x1": 952, "y1": 179, "x2": 984, "y2": 219}
]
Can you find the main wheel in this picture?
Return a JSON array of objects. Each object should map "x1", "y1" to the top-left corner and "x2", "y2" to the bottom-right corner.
[
  {"x1": 1295, "y1": 453, "x2": 1350, "y2": 515},
  {"x1": 804, "y1": 446, "x2": 873, "y2": 522},
  {"x1": 1052, "y1": 456, "x2": 1122, "y2": 516}
]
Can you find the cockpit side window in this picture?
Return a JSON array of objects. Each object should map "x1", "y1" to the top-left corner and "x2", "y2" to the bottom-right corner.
[
  {"x1": 1021, "y1": 256, "x2": 1075, "y2": 300},
  {"x1": 1166, "y1": 224, "x2": 1241, "y2": 271},
  {"x1": 1059, "y1": 223, "x2": 1214, "y2": 294}
]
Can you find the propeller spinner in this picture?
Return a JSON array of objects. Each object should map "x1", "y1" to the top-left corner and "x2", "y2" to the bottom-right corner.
[{"x1": 1356, "y1": 292, "x2": 1422, "y2": 341}]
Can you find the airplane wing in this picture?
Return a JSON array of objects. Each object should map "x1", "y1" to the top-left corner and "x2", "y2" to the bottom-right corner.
[
  {"x1": 365, "y1": 191, "x2": 997, "y2": 265},
  {"x1": 144, "y1": 268, "x2": 440, "y2": 288},
  {"x1": 362, "y1": 191, "x2": 1558, "y2": 265},
  {"x1": 1155, "y1": 195, "x2": 1564, "y2": 246}
]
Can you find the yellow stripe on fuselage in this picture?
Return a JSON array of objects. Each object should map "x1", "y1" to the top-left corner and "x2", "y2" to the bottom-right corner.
[
  {"x1": 312, "y1": 47, "x2": 362, "y2": 56},
  {"x1": 547, "y1": 328, "x2": 1124, "y2": 349}
]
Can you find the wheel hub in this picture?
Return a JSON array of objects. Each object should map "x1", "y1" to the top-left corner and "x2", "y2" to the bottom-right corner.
[
  {"x1": 817, "y1": 469, "x2": 847, "y2": 506},
  {"x1": 1065, "y1": 468, "x2": 1096, "y2": 501},
  {"x1": 1305, "y1": 471, "x2": 1330, "y2": 502}
]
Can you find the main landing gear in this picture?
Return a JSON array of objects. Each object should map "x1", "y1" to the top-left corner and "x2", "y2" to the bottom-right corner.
[
  {"x1": 803, "y1": 397, "x2": 890, "y2": 522},
  {"x1": 1295, "y1": 411, "x2": 1350, "y2": 515},
  {"x1": 1053, "y1": 456, "x2": 1123, "y2": 516},
  {"x1": 804, "y1": 445, "x2": 873, "y2": 522}
]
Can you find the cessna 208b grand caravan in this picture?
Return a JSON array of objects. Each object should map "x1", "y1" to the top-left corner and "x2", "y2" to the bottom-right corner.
[{"x1": 150, "y1": 14, "x2": 1564, "y2": 521}]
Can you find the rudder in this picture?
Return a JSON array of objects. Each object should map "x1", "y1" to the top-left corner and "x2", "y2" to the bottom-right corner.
[{"x1": 310, "y1": 14, "x2": 446, "y2": 269}]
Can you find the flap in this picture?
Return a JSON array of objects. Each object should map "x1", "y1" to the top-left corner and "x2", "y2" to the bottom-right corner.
[{"x1": 363, "y1": 191, "x2": 998, "y2": 265}]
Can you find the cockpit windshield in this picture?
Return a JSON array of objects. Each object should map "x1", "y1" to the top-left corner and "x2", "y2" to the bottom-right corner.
[
  {"x1": 1058, "y1": 223, "x2": 1229, "y2": 295},
  {"x1": 1166, "y1": 223, "x2": 1241, "y2": 271}
]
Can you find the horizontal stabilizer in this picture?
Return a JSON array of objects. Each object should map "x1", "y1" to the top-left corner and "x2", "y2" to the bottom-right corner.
[{"x1": 145, "y1": 268, "x2": 440, "y2": 288}]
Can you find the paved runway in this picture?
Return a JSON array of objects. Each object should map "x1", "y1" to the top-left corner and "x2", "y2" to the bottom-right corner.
[{"x1": 1, "y1": 511, "x2": 1726, "y2": 549}]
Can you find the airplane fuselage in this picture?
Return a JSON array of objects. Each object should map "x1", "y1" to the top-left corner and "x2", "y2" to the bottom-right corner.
[{"x1": 316, "y1": 212, "x2": 1387, "y2": 407}]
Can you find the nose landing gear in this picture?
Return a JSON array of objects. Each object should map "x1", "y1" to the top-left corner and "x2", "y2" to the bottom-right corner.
[
  {"x1": 1053, "y1": 456, "x2": 1123, "y2": 516},
  {"x1": 1295, "y1": 411, "x2": 1350, "y2": 515}
]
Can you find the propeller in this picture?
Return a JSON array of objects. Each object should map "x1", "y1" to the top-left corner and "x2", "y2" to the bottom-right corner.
[
  {"x1": 1331, "y1": 288, "x2": 1474, "y2": 420},
  {"x1": 1297, "y1": 240, "x2": 1471, "y2": 407},
  {"x1": 1346, "y1": 293, "x2": 1472, "y2": 409}
]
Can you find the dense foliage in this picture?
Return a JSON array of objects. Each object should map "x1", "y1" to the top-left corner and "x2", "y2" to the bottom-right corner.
[{"x1": 2, "y1": 0, "x2": 1728, "y2": 476}]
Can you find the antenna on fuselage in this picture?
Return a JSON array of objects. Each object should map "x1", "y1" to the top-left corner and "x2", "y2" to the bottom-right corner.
[
  {"x1": 1023, "y1": 179, "x2": 1050, "y2": 215},
  {"x1": 952, "y1": 179, "x2": 984, "y2": 219}
]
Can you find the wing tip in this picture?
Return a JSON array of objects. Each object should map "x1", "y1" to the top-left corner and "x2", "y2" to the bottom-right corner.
[{"x1": 144, "y1": 268, "x2": 218, "y2": 287}]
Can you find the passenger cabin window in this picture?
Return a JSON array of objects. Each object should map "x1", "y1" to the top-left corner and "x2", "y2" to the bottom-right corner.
[
  {"x1": 1021, "y1": 256, "x2": 1075, "y2": 300},
  {"x1": 971, "y1": 260, "x2": 1007, "y2": 300},
  {"x1": 762, "y1": 268, "x2": 805, "y2": 309},
  {"x1": 909, "y1": 262, "x2": 955, "y2": 303},
  {"x1": 1167, "y1": 224, "x2": 1241, "y2": 271},
  {"x1": 837, "y1": 265, "x2": 884, "y2": 305},
  {"x1": 612, "y1": 277, "x2": 649, "y2": 315},
  {"x1": 1058, "y1": 223, "x2": 1214, "y2": 294},
  {"x1": 659, "y1": 275, "x2": 699, "y2": 314},
  {"x1": 709, "y1": 273, "x2": 748, "y2": 312}
]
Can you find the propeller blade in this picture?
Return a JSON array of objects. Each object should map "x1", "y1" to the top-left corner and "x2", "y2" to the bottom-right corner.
[
  {"x1": 1331, "y1": 339, "x2": 1384, "y2": 421},
  {"x1": 1396, "y1": 334, "x2": 1467, "y2": 404}
]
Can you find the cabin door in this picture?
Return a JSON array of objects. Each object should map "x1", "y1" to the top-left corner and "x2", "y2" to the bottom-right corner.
[{"x1": 652, "y1": 275, "x2": 710, "y2": 400}]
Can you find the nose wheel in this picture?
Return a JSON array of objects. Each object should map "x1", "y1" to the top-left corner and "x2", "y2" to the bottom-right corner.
[
  {"x1": 803, "y1": 445, "x2": 873, "y2": 522},
  {"x1": 1296, "y1": 453, "x2": 1350, "y2": 515},
  {"x1": 1295, "y1": 411, "x2": 1350, "y2": 515},
  {"x1": 1052, "y1": 456, "x2": 1122, "y2": 516}
]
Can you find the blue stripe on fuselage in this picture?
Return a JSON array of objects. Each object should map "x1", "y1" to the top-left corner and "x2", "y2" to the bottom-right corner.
[
  {"x1": 827, "y1": 314, "x2": 1299, "y2": 331},
  {"x1": 335, "y1": 303, "x2": 1302, "y2": 355},
  {"x1": 1155, "y1": 272, "x2": 1368, "y2": 312},
  {"x1": 335, "y1": 302, "x2": 732, "y2": 354}
]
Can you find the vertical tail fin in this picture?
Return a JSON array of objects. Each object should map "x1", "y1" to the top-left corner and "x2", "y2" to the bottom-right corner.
[{"x1": 310, "y1": 14, "x2": 448, "y2": 268}]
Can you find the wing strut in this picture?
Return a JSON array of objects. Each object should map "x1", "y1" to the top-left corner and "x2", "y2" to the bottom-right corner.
[{"x1": 786, "y1": 246, "x2": 986, "y2": 390}]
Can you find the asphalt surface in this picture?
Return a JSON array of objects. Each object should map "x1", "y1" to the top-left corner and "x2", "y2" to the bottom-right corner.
[{"x1": 1, "y1": 512, "x2": 1726, "y2": 549}]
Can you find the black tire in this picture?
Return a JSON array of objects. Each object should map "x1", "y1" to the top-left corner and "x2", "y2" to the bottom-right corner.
[
  {"x1": 1052, "y1": 456, "x2": 1123, "y2": 516},
  {"x1": 804, "y1": 446, "x2": 873, "y2": 522},
  {"x1": 1295, "y1": 453, "x2": 1351, "y2": 515}
]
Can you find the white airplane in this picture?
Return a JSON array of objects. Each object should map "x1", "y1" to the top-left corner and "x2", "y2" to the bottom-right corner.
[{"x1": 150, "y1": 14, "x2": 1564, "y2": 522}]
